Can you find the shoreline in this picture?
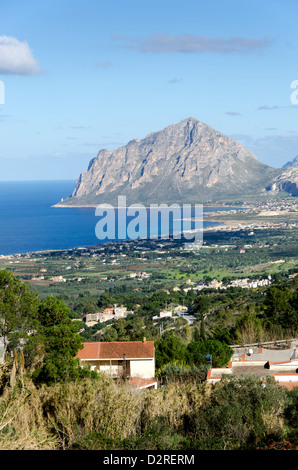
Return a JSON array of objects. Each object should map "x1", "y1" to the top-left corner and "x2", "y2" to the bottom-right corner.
[
  {"x1": 0, "y1": 222, "x2": 227, "y2": 258},
  {"x1": 4, "y1": 201, "x2": 297, "y2": 259},
  {"x1": 52, "y1": 202, "x2": 247, "y2": 209},
  {"x1": 0, "y1": 218, "x2": 286, "y2": 259},
  {"x1": 52, "y1": 203, "x2": 98, "y2": 208},
  {"x1": 3, "y1": 215, "x2": 297, "y2": 259}
]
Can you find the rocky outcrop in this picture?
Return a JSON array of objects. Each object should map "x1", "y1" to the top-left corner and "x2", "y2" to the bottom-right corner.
[
  {"x1": 56, "y1": 117, "x2": 280, "y2": 206},
  {"x1": 266, "y1": 167, "x2": 298, "y2": 196}
]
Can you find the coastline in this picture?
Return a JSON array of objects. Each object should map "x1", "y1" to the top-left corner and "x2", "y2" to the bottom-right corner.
[
  {"x1": 52, "y1": 203, "x2": 98, "y2": 208},
  {"x1": 51, "y1": 203, "x2": 244, "y2": 209},
  {"x1": 2, "y1": 215, "x2": 296, "y2": 259},
  {"x1": 5, "y1": 195, "x2": 297, "y2": 258},
  {"x1": 0, "y1": 222, "x2": 225, "y2": 258}
]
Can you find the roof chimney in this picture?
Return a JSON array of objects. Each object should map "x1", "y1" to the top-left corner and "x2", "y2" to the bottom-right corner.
[{"x1": 143, "y1": 337, "x2": 146, "y2": 342}]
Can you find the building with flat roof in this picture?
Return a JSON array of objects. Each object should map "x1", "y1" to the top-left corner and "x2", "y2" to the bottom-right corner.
[{"x1": 207, "y1": 341, "x2": 298, "y2": 390}]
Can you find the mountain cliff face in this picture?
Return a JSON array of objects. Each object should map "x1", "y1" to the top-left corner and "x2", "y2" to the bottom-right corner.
[
  {"x1": 266, "y1": 166, "x2": 298, "y2": 196},
  {"x1": 57, "y1": 117, "x2": 280, "y2": 206}
]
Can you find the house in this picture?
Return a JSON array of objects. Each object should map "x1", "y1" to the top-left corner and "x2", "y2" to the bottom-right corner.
[
  {"x1": 82, "y1": 305, "x2": 133, "y2": 327},
  {"x1": 206, "y1": 340, "x2": 298, "y2": 390},
  {"x1": 152, "y1": 310, "x2": 172, "y2": 320},
  {"x1": 76, "y1": 339, "x2": 157, "y2": 389}
]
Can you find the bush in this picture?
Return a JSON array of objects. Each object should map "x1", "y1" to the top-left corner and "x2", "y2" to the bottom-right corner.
[
  {"x1": 189, "y1": 376, "x2": 288, "y2": 450},
  {"x1": 187, "y1": 339, "x2": 233, "y2": 368},
  {"x1": 0, "y1": 374, "x2": 293, "y2": 450},
  {"x1": 156, "y1": 362, "x2": 207, "y2": 385}
]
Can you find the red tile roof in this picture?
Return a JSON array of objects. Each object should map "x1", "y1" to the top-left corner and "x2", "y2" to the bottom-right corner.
[
  {"x1": 76, "y1": 341, "x2": 154, "y2": 360},
  {"x1": 278, "y1": 381, "x2": 298, "y2": 391},
  {"x1": 128, "y1": 377, "x2": 157, "y2": 389}
]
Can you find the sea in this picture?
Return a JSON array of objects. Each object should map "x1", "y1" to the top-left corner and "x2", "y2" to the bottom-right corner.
[{"x1": 0, "y1": 180, "x2": 233, "y2": 256}]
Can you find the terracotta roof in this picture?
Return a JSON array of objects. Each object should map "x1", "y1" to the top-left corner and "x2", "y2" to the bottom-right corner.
[
  {"x1": 77, "y1": 342, "x2": 100, "y2": 360},
  {"x1": 128, "y1": 377, "x2": 157, "y2": 389},
  {"x1": 279, "y1": 381, "x2": 298, "y2": 391},
  {"x1": 76, "y1": 341, "x2": 154, "y2": 360}
]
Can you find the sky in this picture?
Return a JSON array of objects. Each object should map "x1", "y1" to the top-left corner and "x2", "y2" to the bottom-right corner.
[{"x1": 0, "y1": 0, "x2": 298, "y2": 181}]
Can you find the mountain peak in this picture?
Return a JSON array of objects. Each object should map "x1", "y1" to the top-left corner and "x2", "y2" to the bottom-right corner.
[
  {"x1": 283, "y1": 155, "x2": 298, "y2": 168},
  {"x1": 56, "y1": 118, "x2": 279, "y2": 206}
]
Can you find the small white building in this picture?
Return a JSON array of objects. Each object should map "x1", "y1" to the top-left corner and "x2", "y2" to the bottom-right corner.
[
  {"x1": 152, "y1": 310, "x2": 172, "y2": 320},
  {"x1": 83, "y1": 305, "x2": 133, "y2": 327},
  {"x1": 207, "y1": 342, "x2": 298, "y2": 391}
]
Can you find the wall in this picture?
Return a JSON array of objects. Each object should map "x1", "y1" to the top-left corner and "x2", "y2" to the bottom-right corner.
[{"x1": 130, "y1": 359, "x2": 155, "y2": 379}]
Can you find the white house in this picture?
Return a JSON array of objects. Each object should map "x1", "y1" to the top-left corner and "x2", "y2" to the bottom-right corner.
[
  {"x1": 83, "y1": 305, "x2": 133, "y2": 327},
  {"x1": 76, "y1": 339, "x2": 157, "y2": 389}
]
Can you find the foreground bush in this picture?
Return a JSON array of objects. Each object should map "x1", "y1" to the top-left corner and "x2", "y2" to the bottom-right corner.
[
  {"x1": 0, "y1": 380, "x2": 58, "y2": 450},
  {"x1": 189, "y1": 375, "x2": 288, "y2": 450},
  {"x1": 0, "y1": 372, "x2": 294, "y2": 450}
]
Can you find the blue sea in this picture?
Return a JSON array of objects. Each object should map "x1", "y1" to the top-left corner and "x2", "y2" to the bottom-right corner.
[{"x1": 0, "y1": 180, "x2": 228, "y2": 255}]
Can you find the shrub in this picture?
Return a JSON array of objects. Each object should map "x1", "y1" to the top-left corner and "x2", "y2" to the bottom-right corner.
[{"x1": 189, "y1": 376, "x2": 288, "y2": 450}]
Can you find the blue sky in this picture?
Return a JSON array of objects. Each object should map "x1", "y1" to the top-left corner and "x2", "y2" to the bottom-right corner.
[{"x1": 0, "y1": 0, "x2": 298, "y2": 180}]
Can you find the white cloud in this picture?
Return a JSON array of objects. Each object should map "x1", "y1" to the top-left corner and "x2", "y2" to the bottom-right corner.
[{"x1": 0, "y1": 36, "x2": 41, "y2": 75}]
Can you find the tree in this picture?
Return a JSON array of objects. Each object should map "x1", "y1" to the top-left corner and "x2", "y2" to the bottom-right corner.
[
  {"x1": 155, "y1": 332, "x2": 189, "y2": 369},
  {"x1": 0, "y1": 270, "x2": 39, "y2": 360},
  {"x1": 262, "y1": 287, "x2": 290, "y2": 325},
  {"x1": 181, "y1": 324, "x2": 192, "y2": 344},
  {"x1": 200, "y1": 317, "x2": 207, "y2": 342},
  {"x1": 188, "y1": 339, "x2": 232, "y2": 368},
  {"x1": 192, "y1": 375, "x2": 287, "y2": 450},
  {"x1": 279, "y1": 290, "x2": 298, "y2": 331},
  {"x1": 234, "y1": 311, "x2": 265, "y2": 345},
  {"x1": 192, "y1": 327, "x2": 201, "y2": 342},
  {"x1": 284, "y1": 386, "x2": 298, "y2": 445},
  {"x1": 126, "y1": 317, "x2": 146, "y2": 341},
  {"x1": 193, "y1": 294, "x2": 210, "y2": 316},
  {"x1": 34, "y1": 296, "x2": 84, "y2": 384}
]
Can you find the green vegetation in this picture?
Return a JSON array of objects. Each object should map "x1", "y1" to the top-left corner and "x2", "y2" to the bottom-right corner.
[
  {"x1": 0, "y1": 271, "x2": 94, "y2": 389},
  {"x1": 1, "y1": 224, "x2": 298, "y2": 450},
  {"x1": 0, "y1": 372, "x2": 297, "y2": 450},
  {"x1": 32, "y1": 297, "x2": 89, "y2": 385},
  {"x1": 1, "y1": 226, "x2": 298, "y2": 303},
  {"x1": 0, "y1": 270, "x2": 39, "y2": 360}
]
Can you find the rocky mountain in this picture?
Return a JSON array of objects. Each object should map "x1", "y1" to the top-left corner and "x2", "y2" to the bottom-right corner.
[
  {"x1": 56, "y1": 117, "x2": 281, "y2": 207},
  {"x1": 264, "y1": 155, "x2": 298, "y2": 196},
  {"x1": 266, "y1": 166, "x2": 298, "y2": 196},
  {"x1": 283, "y1": 155, "x2": 298, "y2": 168}
]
